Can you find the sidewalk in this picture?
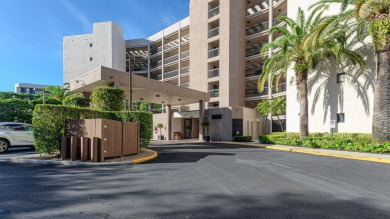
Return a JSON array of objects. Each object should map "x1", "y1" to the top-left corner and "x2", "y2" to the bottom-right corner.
[{"x1": 216, "y1": 141, "x2": 390, "y2": 164}]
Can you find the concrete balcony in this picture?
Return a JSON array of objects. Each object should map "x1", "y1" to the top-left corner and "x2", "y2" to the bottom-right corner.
[
  {"x1": 208, "y1": 69, "x2": 219, "y2": 78},
  {"x1": 208, "y1": 27, "x2": 220, "y2": 39},
  {"x1": 208, "y1": 48, "x2": 220, "y2": 59},
  {"x1": 209, "y1": 89, "x2": 219, "y2": 98},
  {"x1": 181, "y1": 50, "x2": 190, "y2": 60},
  {"x1": 208, "y1": 6, "x2": 220, "y2": 19}
]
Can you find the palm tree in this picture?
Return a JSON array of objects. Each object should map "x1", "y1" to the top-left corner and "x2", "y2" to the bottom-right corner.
[
  {"x1": 310, "y1": 0, "x2": 390, "y2": 140},
  {"x1": 257, "y1": 7, "x2": 365, "y2": 140},
  {"x1": 45, "y1": 85, "x2": 71, "y2": 102},
  {"x1": 255, "y1": 97, "x2": 286, "y2": 132}
]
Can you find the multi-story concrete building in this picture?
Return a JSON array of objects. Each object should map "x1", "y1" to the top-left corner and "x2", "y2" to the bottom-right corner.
[
  {"x1": 14, "y1": 83, "x2": 48, "y2": 94},
  {"x1": 65, "y1": 0, "x2": 376, "y2": 140}
]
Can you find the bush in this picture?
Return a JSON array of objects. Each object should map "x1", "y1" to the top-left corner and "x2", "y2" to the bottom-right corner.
[
  {"x1": 33, "y1": 105, "x2": 153, "y2": 155},
  {"x1": 259, "y1": 132, "x2": 390, "y2": 153},
  {"x1": 63, "y1": 93, "x2": 89, "y2": 107},
  {"x1": 0, "y1": 98, "x2": 33, "y2": 123},
  {"x1": 91, "y1": 87, "x2": 125, "y2": 111},
  {"x1": 233, "y1": 136, "x2": 252, "y2": 142},
  {"x1": 30, "y1": 97, "x2": 62, "y2": 107}
]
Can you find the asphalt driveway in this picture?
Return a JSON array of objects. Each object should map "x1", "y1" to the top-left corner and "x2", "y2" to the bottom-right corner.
[{"x1": 0, "y1": 143, "x2": 389, "y2": 218}]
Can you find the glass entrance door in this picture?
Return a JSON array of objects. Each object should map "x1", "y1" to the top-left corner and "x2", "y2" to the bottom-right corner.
[{"x1": 183, "y1": 119, "x2": 192, "y2": 139}]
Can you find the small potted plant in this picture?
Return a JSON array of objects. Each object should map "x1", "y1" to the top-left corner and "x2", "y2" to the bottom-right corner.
[
  {"x1": 156, "y1": 123, "x2": 164, "y2": 140},
  {"x1": 201, "y1": 119, "x2": 210, "y2": 142}
]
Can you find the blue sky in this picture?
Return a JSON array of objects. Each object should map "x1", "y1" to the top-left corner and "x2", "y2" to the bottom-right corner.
[{"x1": 0, "y1": 0, "x2": 189, "y2": 92}]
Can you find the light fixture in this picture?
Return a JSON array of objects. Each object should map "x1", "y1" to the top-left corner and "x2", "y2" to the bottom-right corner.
[{"x1": 156, "y1": 94, "x2": 160, "y2": 97}]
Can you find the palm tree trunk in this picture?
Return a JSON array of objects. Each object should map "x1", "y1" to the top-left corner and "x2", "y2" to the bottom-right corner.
[
  {"x1": 372, "y1": 48, "x2": 390, "y2": 140},
  {"x1": 296, "y1": 70, "x2": 309, "y2": 140},
  {"x1": 276, "y1": 115, "x2": 284, "y2": 132}
]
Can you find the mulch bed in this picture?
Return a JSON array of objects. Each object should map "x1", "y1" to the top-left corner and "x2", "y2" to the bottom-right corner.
[{"x1": 28, "y1": 148, "x2": 154, "y2": 163}]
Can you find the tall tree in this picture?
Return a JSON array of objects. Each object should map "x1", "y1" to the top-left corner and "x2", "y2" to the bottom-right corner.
[
  {"x1": 310, "y1": 0, "x2": 390, "y2": 139},
  {"x1": 45, "y1": 85, "x2": 71, "y2": 102},
  {"x1": 255, "y1": 97, "x2": 286, "y2": 132},
  {"x1": 257, "y1": 7, "x2": 365, "y2": 140}
]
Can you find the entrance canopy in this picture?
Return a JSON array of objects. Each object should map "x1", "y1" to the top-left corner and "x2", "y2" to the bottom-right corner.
[{"x1": 69, "y1": 66, "x2": 210, "y2": 105}]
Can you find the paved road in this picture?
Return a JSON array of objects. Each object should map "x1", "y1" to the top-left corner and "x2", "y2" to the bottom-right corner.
[{"x1": 1, "y1": 143, "x2": 390, "y2": 218}]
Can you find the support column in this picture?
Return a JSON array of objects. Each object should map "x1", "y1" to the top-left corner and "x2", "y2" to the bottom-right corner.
[
  {"x1": 268, "y1": 0, "x2": 274, "y2": 134},
  {"x1": 166, "y1": 104, "x2": 172, "y2": 140},
  {"x1": 198, "y1": 100, "x2": 204, "y2": 142},
  {"x1": 147, "y1": 44, "x2": 151, "y2": 79}
]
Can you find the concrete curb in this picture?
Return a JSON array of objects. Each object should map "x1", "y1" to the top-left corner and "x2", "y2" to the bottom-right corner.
[
  {"x1": 213, "y1": 142, "x2": 390, "y2": 164},
  {"x1": 132, "y1": 148, "x2": 158, "y2": 164},
  {"x1": 9, "y1": 155, "x2": 133, "y2": 167}
]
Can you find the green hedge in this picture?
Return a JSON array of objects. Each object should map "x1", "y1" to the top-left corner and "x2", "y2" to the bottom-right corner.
[
  {"x1": 233, "y1": 136, "x2": 252, "y2": 142},
  {"x1": 259, "y1": 132, "x2": 390, "y2": 153},
  {"x1": 0, "y1": 98, "x2": 33, "y2": 123},
  {"x1": 91, "y1": 87, "x2": 125, "y2": 111},
  {"x1": 32, "y1": 105, "x2": 153, "y2": 155},
  {"x1": 63, "y1": 93, "x2": 89, "y2": 107}
]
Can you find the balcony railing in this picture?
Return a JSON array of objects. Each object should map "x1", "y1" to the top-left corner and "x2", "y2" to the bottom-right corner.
[
  {"x1": 245, "y1": 68, "x2": 262, "y2": 77},
  {"x1": 208, "y1": 69, "x2": 219, "y2": 78},
  {"x1": 150, "y1": 46, "x2": 163, "y2": 55},
  {"x1": 208, "y1": 6, "x2": 220, "y2": 18},
  {"x1": 181, "y1": 50, "x2": 190, "y2": 59},
  {"x1": 164, "y1": 40, "x2": 179, "y2": 51},
  {"x1": 272, "y1": 82, "x2": 287, "y2": 94},
  {"x1": 181, "y1": 35, "x2": 190, "y2": 44},
  {"x1": 150, "y1": 62, "x2": 162, "y2": 69},
  {"x1": 208, "y1": 27, "x2": 220, "y2": 38},
  {"x1": 245, "y1": 88, "x2": 268, "y2": 98},
  {"x1": 181, "y1": 66, "x2": 190, "y2": 75},
  {"x1": 180, "y1": 83, "x2": 190, "y2": 88},
  {"x1": 160, "y1": 54, "x2": 179, "y2": 65},
  {"x1": 273, "y1": 11, "x2": 287, "y2": 26},
  {"x1": 246, "y1": 21, "x2": 269, "y2": 36},
  {"x1": 246, "y1": 45, "x2": 265, "y2": 57},
  {"x1": 208, "y1": 48, "x2": 220, "y2": 58},
  {"x1": 209, "y1": 89, "x2": 220, "y2": 98},
  {"x1": 161, "y1": 69, "x2": 179, "y2": 80}
]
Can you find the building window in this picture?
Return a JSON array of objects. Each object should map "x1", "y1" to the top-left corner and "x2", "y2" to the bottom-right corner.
[
  {"x1": 337, "y1": 113, "x2": 345, "y2": 123},
  {"x1": 29, "y1": 89, "x2": 35, "y2": 94},
  {"x1": 90, "y1": 57, "x2": 93, "y2": 61},
  {"x1": 89, "y1": 43, "x2": 93, "y2": 47},
  {"x1": 212, "y1": 114, "x2": 222, "y2": 120},
  {"x1": 337, "y1": 73, "x2": 345, "y2": 83},
  {"x1": 20, "y1": 87, "x2": 26, "y2": 93}
]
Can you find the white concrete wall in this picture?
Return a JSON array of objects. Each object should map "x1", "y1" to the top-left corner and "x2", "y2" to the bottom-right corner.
[
  {"x1": 286, "y1": 1, "x2": 375, "y2": 133},
  {"x1": 63, "y1": 22, "x2": 125, "y2": 83},
  {"x1": 243, "y1": 107, "x2": 263, "y2": 139}
]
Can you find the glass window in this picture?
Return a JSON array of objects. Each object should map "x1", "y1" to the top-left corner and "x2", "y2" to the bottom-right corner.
[
  {"x1": 24, "y1": 125, "x2": 34, "y2": 131},
  {"x1": 337, "y1": 113, "x2": 345, "y2": 123},
  {"x1": 89, "y1": 43, "x2": 93, "y2": 47},
  {"x1": 20, "y1": 87, "x2": 27, "y2": 93},
  {"x1": 90, "y1": 57, "x2": 93, "y2": 61},
  {"x1": 5, "y1": 124, "x2": 26, "y2": 131},
  {"x1": 337, "y1": 73, "x2": 346, "y2": 83}
]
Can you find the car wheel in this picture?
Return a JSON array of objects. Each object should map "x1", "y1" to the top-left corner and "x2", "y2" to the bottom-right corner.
[{"x1": 0, "y1": 139, "x2": 9, "y2": 153}]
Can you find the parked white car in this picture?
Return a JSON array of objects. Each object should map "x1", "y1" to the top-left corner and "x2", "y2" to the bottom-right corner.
[{"x1": 0, "y1": 122, "x2": 34, "y2": 153}]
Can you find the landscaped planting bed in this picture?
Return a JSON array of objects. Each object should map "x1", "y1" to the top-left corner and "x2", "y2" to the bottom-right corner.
[{"x1": 259, "y1": 132, "x2": 390, "y2": 153}]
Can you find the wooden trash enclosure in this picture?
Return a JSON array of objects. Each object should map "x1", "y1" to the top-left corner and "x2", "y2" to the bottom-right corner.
[{"x1": 64, "y1": 119, "x2": 140, "y2": 161}]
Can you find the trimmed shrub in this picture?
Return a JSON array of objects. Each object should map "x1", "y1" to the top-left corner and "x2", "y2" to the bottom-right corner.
[
  {"x1": 259, "y1": 132, "x2": 390, "y2": 153},
  {"x1": 63, "y1": 93, "x2": 89, "y2": 107},
  {"x1": 233, "y1": 136, "x2": 252, "y2": 142},
  {"x1": 32, "y1": 105, "x2": 153, "y2": 155},
  {"x1": 0, "y1": 98, "x2": 33, "y2": 123},
  {"x1": 30, "y1": 97, "x2": 62, "y2": 107},
  {"x1": 91, "y1": 86, "x2": 125, "y2": 111}
]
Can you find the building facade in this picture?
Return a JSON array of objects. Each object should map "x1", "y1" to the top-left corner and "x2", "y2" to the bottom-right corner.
[
  {"x1": 64, "y1": 0, "x2": 375, "y2": 140},
  {"x1": 14, "y1": 83, "x2": 48, "y2": 94}
]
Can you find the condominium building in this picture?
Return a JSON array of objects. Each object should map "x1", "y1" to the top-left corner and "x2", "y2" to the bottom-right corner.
[
  {"x1": 65, "y1": 0, "x2": 376, "y2": 140},
  {"x1": 14, "y1": 83, "x2": 48, "y2": 94}
]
